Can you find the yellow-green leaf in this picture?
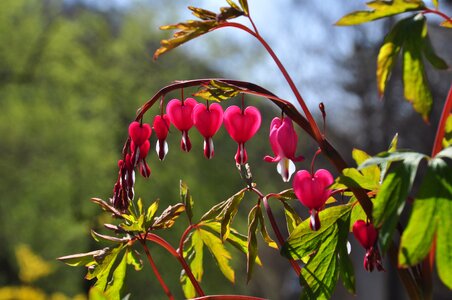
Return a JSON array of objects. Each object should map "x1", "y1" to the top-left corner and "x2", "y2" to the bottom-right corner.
[
  {"x1": 440, "y1": 19, "x2": 452, "y2": 28},
  {"x1": 443, "y1": 114, "x2": 452, "y2": 148},
  {"x1": 335, "y1": 0, "x2": 425, "y2": 26}
]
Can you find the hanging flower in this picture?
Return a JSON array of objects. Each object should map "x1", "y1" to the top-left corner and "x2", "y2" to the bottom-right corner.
[
  {"x1": 264, "y1": 117, "x2": 304, "y2": 182},
  {"x1": 223, "y1": 105, "x2": 261, "y2": 165},
  {"x1": 128, "y1": 121, "x2": 152, "y2": 147},
  {"x1": 153, "y1": 114, "x2": 170, "y2": 160},
  {"x1": 193, "y1": 103, "x2": 223, "y2": 159},
  {"x1": 353, "y1": 220, "x2": 384, "y2": 272},
  {"x1": 293, "y1": 169, "x2": 333, "y2": 231},
  {"x1": 166, "y1": 98, "x2": 198, "y2": 152}
]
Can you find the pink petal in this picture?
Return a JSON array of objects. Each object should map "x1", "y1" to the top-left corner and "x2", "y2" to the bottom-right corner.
[
  {"x1": 193, "y1": 103, "x2": 223, "y2": 138},
  {"x1": 166, "y1": 98, "x2": 197, "y2": 131},
  {"x1": 128, "y1": 121, "x2": 152, "y2": 146}
]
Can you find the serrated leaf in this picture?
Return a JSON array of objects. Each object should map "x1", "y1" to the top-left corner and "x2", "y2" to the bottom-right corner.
[
  {"x1": 201, "y1": 221, "x2": 262, "y2": 266},
  {"x1": 145, "y1": 200, "x2": 159, "y2": 228},
  {"x1": 126, "y1": 249, "x2": 143, "y2": 271},
  {"x1": 335, "y1": 0, "x2": 425, "y2": 26},
  {"x1": 399, "y1": 158, "x2": 452, "y2": 288},
  {"x1": 181, "y1": 229, "x2": 204, "y2": 299},
  {"x1": 199, "y1": 229, "x2": 235, "y2": 283},
  {"x1": 180, "y1": 181, "x2": 194, "y2": 223},
  {"x1": 188, "y1": 6, "x2": 217, "y2": 21},
  {"x1": 440, "y1": 19, "x2": 452, "y2": 28},
  {"x1": 193, "y1": 80, "x2": 242, "y2": 102},
  {"x1": 281, "y1": 200, "x2": 302, "y2": 234},
  {"x1": 402, "y1": 16, "x2": 432, "y2": 122},
  {"x1": 281, "y1": 204, "x2": 352, "y2": 260},
  {"x1": 247, "y1": 205, "x2": 259, "y2": 283},
  {"x1": 152, "y1": 203, "x2": 185, "y2": 229},
  {"x1": 377, "y1": 21, "x2": 404, "y2": 96},
  {"x1": 335, "y1": 168, "x2": 380, "y2": 191},
  {"x1": 86, "y1": 245, "x2": 125, "y2": 286},
  {"x1": 283, "y1": 207, "x2": 352, "y2": 300},
  {"x1": 372, "y1": 153, "x2": 425, "y2": 252},
  {"x1": 274, "y1": 188, "x2": 297, "y2": 201},
  {"x1": 200, "y1": 200, "x2": 229, "y2": 221},
  {"x1": 102, "y1": 250, "x2": 128, "y2": 299},
  {"x1": 256, "y1": 207, "x2": 278, "y2": 249},
  {"x1": 219, "y1": 190, "x2": 245, "y2": 241}
]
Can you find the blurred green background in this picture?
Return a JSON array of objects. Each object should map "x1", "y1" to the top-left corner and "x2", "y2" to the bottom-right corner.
[{"x1": 0, "y1": 0, "x2": 451, "y2": 299}]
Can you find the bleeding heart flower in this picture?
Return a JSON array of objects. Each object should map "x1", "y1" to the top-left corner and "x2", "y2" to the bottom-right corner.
[
  {"x1": 353, "y1": 220, "x2": 378, "y2": 250},
  {"x1": 113, "y1": 153, "x2": 135, "y2": 212},
  {"x1": 293, "y1": 169, "x2": 333, "y2": 230},
  {"x1": 166, "y1": 98, "x2": 197, "y2": 152},
  {"x1": 264, "y1": 117, "x2": 304, "y2": 182},
  {"x1": 128, "y1": 121, "x2": 152, "y2": 147},
  {"x1": 352, "y1": 220, "x2": 384, "y2": 272},
  {"x1": 130, "y1": 140, "x2": 151, "y2": 178},
  {"x1": 153, "y1": 114, "x2": 170, "y2": 160},
  {"x1": 223, "y1": 105, "x2": 261, "y2": 164},
  {"x1": 193, "y1": 103, "x2": 223, "y2": 159}
]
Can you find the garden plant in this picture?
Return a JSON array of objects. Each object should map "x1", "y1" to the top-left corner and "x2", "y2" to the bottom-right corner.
[{"x1": 58, "y1": 1, "x2": 452, "y2": 299}]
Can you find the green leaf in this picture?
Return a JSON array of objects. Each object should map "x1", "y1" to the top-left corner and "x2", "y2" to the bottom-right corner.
[
  {"x1": 102, "y1": 250, "x2": 128, "y2": 299},
  {"x1": 256, "y1": 206, "x2": 278, "y2": 249},
  {"x1": 338, "y1": 241, "x2": 355, "y2": 294},
  {"x1": 200, "y1": 221, "x2": 262, "y2": 266},
  {"x1": 199, "y1": 200, "x2": 229, "y2": 222},
  {"x1": 145, "y1": 199, "x2": 159, "y2": 228},
  {"x1": 377, "y1": 21, "x2": 404, "y2": 96},
  {"x1": 399, "y1": 158, "x2": 452, "y2": 288},
  {"x1": 349, "y1": 199, "x2": 367, "y2": 232},
  {"x1": 126, "y1": 249, "x2": 143, "y2": 271},
  {"x1": 281, "y1": 204, "x2": 352, "y2": 260},
  {"x1": 281, "y1": 200, "x2": 303, "y2": 234},
  {"x1": 91, "y1": 230, "x2": 130, "y2": 243},
  {"x1": 181, "y1": 229, "x2": 204, "y2": 299},
  {"x1": 422, "y1": 34, "x2": 448, "y2": 70},
  {"x1": 199, "y1": 228, "x2": 235, "y2": 283},
  {"x1": 274, "y1": 188, "x2": 297, "y2": 201},
  {"x1": 180, "y1": 181, "x2": 194, "y2": 223},
  {"x1": 432, "y1": 0, "x2": 438, "y2": 9},
  {"x1": 152, "y1": 203, "x2": 185, "y2": 229},
  {"x1": 282, "y1": 205, "x2": 352, "y2": 299},
  {"x1": 193, "y1": 80, "x2": 243, "y2": 102},
  {"x1": 188, "y1": 6, "x2": 217, "y2": 20},
  {"x1": 246, "y1": 205, "x2": 259, "y2": 283},
  {"x1": 335, "y1": 0, "x2": 425, "y2": 26},
  {"x1": 219, "y1": 190, "x2": 245, "y2": 241},
  {"x1": 402, "y1": 16, "x2": 432, "y2": 122},
  {"x1": 372, "y1": 153, "x2": 425, "y2": 252},
  {"x1": 335, "y1": 168, "x2": 380, "y2": 191},
  {"x1": 226, "y1": 0, "x2": 242, "y2": 12},
  {"x1": 86, "y1": 245, "x2": 125, "y2": 290}
]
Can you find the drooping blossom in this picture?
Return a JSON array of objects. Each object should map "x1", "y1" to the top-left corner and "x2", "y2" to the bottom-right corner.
[
  {"x1": 113, "y1": 154, "x2": 134, "y2": 211},
  {"x1": 193, "y1": 103, "x2": 223, "y2": 159},
  {"x1": 153, "y1": 114, "x2": 170, "y2": 160},
  {"x1": 353, "y1": 220, "x2": 384, "y2": 272},
  {"x1": 223, "y1": 105, "x2": 261, "y2": 165},
  {"x1": 293, "y1": 169, "x2": 333, "y2": 231},
  {"x1": 166, "y1": 98, "x2": 198, "y2": 152},
  {"x1": 264, "y1": 117, "x2": 304, "y2": 182},
  {"x1": 127, "y1": 121, "x2": 152, "y2": 178}
]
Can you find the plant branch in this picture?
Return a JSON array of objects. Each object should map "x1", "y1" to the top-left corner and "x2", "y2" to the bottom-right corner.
[
  {"x1": 139, "y1": 238, "x2": 175, "y2": 300},
  {"x1": 248, "y1": 187, "x2": 301, "y2": 275},
  {"x1": 422, "y1": 8, "x2": 452, "y2": 21},
  {"x1": 145, "y1": 233, "x2": 205, "y2": 297}
]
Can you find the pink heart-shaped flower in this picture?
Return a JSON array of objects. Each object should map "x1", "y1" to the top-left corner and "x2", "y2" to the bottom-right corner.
[
  {"x1": 223, "y1": 105, "x2": 261, "y2": 143},
  {"x1": 128, "y1": 121, "x2": 152, "y2": 147},
  {"x1": 193, "y1": 103, "x2": 223, "y2": 138},
  {"x1": 353, "y1": 220, "x2": 378, "y2": 250},
  {"x1": 293, "y1": 169, "x2": 333, "y2": 211},
  {"x1": 153, "y1": 114, "x2": 170, "y2": 141},
  {"x1": 166, "y1": 98, "x2": 197, "y2": 131}
]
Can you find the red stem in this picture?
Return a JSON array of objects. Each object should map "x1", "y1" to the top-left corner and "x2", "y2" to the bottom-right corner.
[
  {"x1": 139, "y1": 238, "x2": 175, "y2": 300},
  {"x1": 248, "y1": 187, "x2": 301, "y2": 275},
  {"x1": 431, "y1": 85, "x2": 452, "y2": 157},
  {"x1": 422, "y1": 8, "x2": 452, "y2": 21},
  {"x1": 144, "y1": 233, "x2": 205, "y2": 297}
]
